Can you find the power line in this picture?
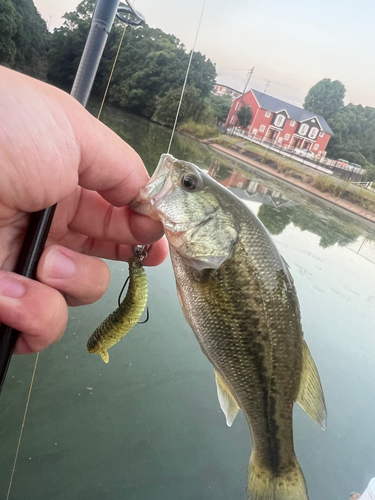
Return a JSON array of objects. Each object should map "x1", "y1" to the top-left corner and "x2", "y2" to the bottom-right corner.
[{"x1": 167, "y1": 0, "x2": 207, "y2": 154}]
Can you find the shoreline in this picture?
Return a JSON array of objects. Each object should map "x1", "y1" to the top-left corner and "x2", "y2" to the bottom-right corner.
[{"x1": 208, "y1": 143, "x2": 375, "y2": 225}]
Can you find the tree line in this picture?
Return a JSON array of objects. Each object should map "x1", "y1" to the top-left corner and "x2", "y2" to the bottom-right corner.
[
  {"x1": 0, "y1": 0, "x2": 49, "y2": 79},
  {"x1": 0, "y1": 0, "x2": 231, "y2": 127},
  {"x1": 1, "y1": 0, "x2": 375, "y2": 179},
  {"x1": 303, "y1": 78, "x2": 375, "y2": 180}
]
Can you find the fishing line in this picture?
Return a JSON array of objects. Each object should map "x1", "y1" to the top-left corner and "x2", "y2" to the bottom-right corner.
[
  {"x1": 97, "y1": 0, "x2": 139, "y2": 120},
  {"x1": 5, "y1": 3, "x2": 203, "y2": 496},
  {"x1": 167, "y1": 0, "x2": 207, "y2": 154},
  {"x1": 6, "y1": 353, "x2": 40, "y2": 500},
  {"x1": 97, "y1": 23, "x2": 127, "y2": 120}
]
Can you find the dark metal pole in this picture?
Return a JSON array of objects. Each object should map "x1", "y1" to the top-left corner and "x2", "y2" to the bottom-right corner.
[
  {"x1": 71, "y1": 0, "x2": 121, "y2": 106},
  {"x1": 0, "y1": 0, "x2": 121, "y2": 394}
]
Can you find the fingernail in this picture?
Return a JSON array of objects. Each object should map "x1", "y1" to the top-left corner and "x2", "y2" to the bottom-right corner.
[
  {"x1": 0, "y1": 276, "x2": 26, "y2": 298},
  {"x1": 45, "y1": 250, "x2": 76, "y2": 279}
]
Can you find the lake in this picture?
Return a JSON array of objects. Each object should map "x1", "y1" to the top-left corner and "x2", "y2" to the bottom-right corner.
[{"x1": 1, "y1": 102, "x2": 375, "y2": 500}]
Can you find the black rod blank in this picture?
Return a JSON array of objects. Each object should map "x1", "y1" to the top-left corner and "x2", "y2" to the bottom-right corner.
[{"x1": 0, "y1": 0, "x2": 121, "y2": 394}]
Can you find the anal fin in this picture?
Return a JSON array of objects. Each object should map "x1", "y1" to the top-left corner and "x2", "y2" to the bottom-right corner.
[
  {"x1": 214, "y1": 370, "x2": 240, "y2": 427},
  {"x1": 296, "y1": 340, "x2": 327, "y2": 429}
]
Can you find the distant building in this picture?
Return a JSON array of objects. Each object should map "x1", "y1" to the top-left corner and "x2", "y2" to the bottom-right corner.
[
  {"x1": 213, "y1": 83, "x2": 241, "y2": 101},
  {"x1": 226, "y1": 89, "x2": 333, "y2": 158}
]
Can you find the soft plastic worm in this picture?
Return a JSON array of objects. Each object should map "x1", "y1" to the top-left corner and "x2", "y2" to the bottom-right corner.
[{"x1": 87, "y1": 254, "x2": 148, "y2": 363}]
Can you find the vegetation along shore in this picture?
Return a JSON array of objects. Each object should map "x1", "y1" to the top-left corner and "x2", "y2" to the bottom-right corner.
[
  {"x1": 203, "y1": 136, "x2": 375, "y2": 223},
  {"x1": 2, "y1": 0, "x2": 375, "y2": 224}
]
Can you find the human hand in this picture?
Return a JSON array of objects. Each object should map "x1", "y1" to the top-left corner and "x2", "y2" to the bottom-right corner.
[{"x1": 0, "y1": 66, "x2": 168, "y2": 354}]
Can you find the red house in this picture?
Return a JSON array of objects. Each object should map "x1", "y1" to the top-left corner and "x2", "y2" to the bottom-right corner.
[{"x1": 226, "y1": 89, "x2": 333, "y2": 157}]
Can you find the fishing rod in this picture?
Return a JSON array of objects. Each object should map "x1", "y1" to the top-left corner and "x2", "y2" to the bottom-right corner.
[{"x1": 0, "y1": 0, "x2": 145, "y2": 394}]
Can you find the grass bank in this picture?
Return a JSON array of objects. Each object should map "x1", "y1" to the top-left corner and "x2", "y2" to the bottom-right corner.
[
  {"x1": 313, "y1": 176, "x2": 375, "y2": 212},
  {"x1": 177, "y1": 120, "x2": 219, "y2": 139}
]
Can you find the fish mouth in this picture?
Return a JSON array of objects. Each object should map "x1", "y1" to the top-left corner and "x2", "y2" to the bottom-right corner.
[
  {"x1": 132, "y1": 154, "x2": 217, "y2": 232},
  {"x1": 131, "y1": 154, "x2": 174, "y2": 217}
]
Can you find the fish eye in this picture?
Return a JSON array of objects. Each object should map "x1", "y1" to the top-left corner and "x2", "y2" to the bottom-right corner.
[{"x1": 179, "y1": 173, "x2": 200, "y2": 191}]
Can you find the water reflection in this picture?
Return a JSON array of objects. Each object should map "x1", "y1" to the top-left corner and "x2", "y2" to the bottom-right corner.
[
  {"x1": 3, "y1": 104, "x2": 374, "y2": 500},
  {"x1": 91, "y1": 96, "x2": 375, "y2": 255},
  {"x1": 346, "y1": 237, "x2": 375, "y2": 264},
  {"x1": 207, "y1": 158, "x2": 371, "y2": 252}
]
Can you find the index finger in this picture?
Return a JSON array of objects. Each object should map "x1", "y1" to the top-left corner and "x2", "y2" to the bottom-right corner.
[{"x1": 64, "y1": 98, "x2": 149, "y2": 206}]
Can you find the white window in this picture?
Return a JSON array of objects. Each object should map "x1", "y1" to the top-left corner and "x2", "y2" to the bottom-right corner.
[
  {"x1": 274, "y1": 115, "x2": 285, "y2": 127},
  {"x1": 277, "y1": 137, "x2": 282, "y2": 143},
  {"x1": 308, "y1": 127, "x2": 319, "y2": 139},
  {"x1": 235, "y1": 102, "x2": 240, "y2": 110},
  {"x1": 313, "y1": 144, "x2": 319, "y2": 151},
  {"x1": 252, "y1": 129, "x2": 258, "y2": 135},
  {"x1": 259, "y1": 125, "x2": 266, "y2": 132},
  {"x1": 285, "y1": 134, "x2": 290, "y2": 140},
  {"x1": 230, "y1": 116, "x2": 235, "y2": 124},
  {"x1": 299, "y1": 123, "x2": 308, "y2": 135},
  {"x1": 319, "y1": 131, "x2": 325, "y2": 137},
  {"x1": 290, "y1": 120, "x2": 296, "y2": 126},
  {"x1": 265, "y1": 111, "x2": 271, "y2": 118}
]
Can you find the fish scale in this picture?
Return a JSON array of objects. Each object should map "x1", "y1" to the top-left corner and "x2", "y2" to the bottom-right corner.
[
  {"x1": 132, "y1": 154, "x2": 326, "y2": 500},
  {"x1": 171, "y1": 240, "x2": 300, "y2": 461}
]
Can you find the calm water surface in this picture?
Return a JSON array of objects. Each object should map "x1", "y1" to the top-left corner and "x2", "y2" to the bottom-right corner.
[{"x1": 1, "y1": 103, "x2": 375, "y2": 500}]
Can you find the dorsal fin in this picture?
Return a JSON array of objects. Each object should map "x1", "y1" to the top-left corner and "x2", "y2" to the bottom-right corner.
[
  {"x1": 296, "y1": 340, "x2": 327, "y2": 429},
  {"x1": 214, "y1": 370, "x2": 240, "y2": 427}
]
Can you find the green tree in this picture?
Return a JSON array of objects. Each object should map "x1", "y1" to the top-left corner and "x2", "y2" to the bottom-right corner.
[
  {"x1": 303, "y1": 78, "x2": 346, "y2": 119},
  {"x1": 206, "y1": 93, "x2": 232, "y2": 123},
  {"x1": 325, "y1": 102, "x2": 375, "y2": 180},
  {"x1": 0, "y1": 0, "x2": 48, "y2": 79},
  {"x1": 11, "y1": 0, "x2": 49, "y2": 79},
  {"x1": 108, "y1": 24, "x2": 216, "y2": 117},
  {"x1": 47, "y1": 0, "x2": 217, "y2": 118},
  {"x1": 47, "y1": 0, "x2": 96, "y2": 87},
  {"x1": 236, "y1": 105, "x2": 252, "y2": 128},
  {"x1": 152, "y1": 85, "x2": 212, "y2": 127},
  {"x1": 0, "y1": 0, "x2": 22, "y2": 65},
  {"x1": 304, "y1": 79, "x2": 375, "y2": 180}
]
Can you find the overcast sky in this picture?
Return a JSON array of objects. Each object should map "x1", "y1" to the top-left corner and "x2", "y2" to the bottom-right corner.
[{"x1": 33, "y1": 0, "x2": 375, "y2": 108}]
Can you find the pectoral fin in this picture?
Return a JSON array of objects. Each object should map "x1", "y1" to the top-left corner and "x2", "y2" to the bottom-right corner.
[
  {"x1": 215, "y1": 370, "x2": 240, "y2": 427},
  {"x1": 296, "y1": 340, "x2": 327, "y2": 429}
]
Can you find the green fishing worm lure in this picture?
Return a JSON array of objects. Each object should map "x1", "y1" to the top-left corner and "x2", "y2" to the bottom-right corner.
[{"x1": 87, "y1": 248, "x2": 148, "y2": 363}]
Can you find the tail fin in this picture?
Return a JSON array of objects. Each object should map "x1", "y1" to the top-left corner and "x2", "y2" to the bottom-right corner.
[
  {"x1": 247, "y1": 452, "x2": 309, "y2": 500},
  {"x1": 100, "y1": 350, "x2": 109, "y2": 363}
]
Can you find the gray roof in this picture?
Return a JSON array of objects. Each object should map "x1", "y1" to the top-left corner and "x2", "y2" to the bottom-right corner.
[{"x1": 251, "y1": 89, "x2": 333, "y2": 135}]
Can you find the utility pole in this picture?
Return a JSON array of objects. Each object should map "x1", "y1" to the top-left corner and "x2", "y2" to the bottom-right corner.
[
  {"x1": 48, "y1": 15, "x2": 52, "y2": 31},
  {"x1": 242, "y1": 67, "x2": 254, "y2": 98},
  {"x1": 264, "y1": 80, "x2": 270, "y2": 93},
  {"x1": 234, "y1": 67, "x2": 254, "y2": 132}
]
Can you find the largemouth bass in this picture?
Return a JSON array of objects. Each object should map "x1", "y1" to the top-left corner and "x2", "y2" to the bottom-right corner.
[
  {"x1": 132, "y1": 154, "x2": 326, "y2": 500},
  {"x1": 87, "y1": 249, "x2": 148, "y2": 363}
]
